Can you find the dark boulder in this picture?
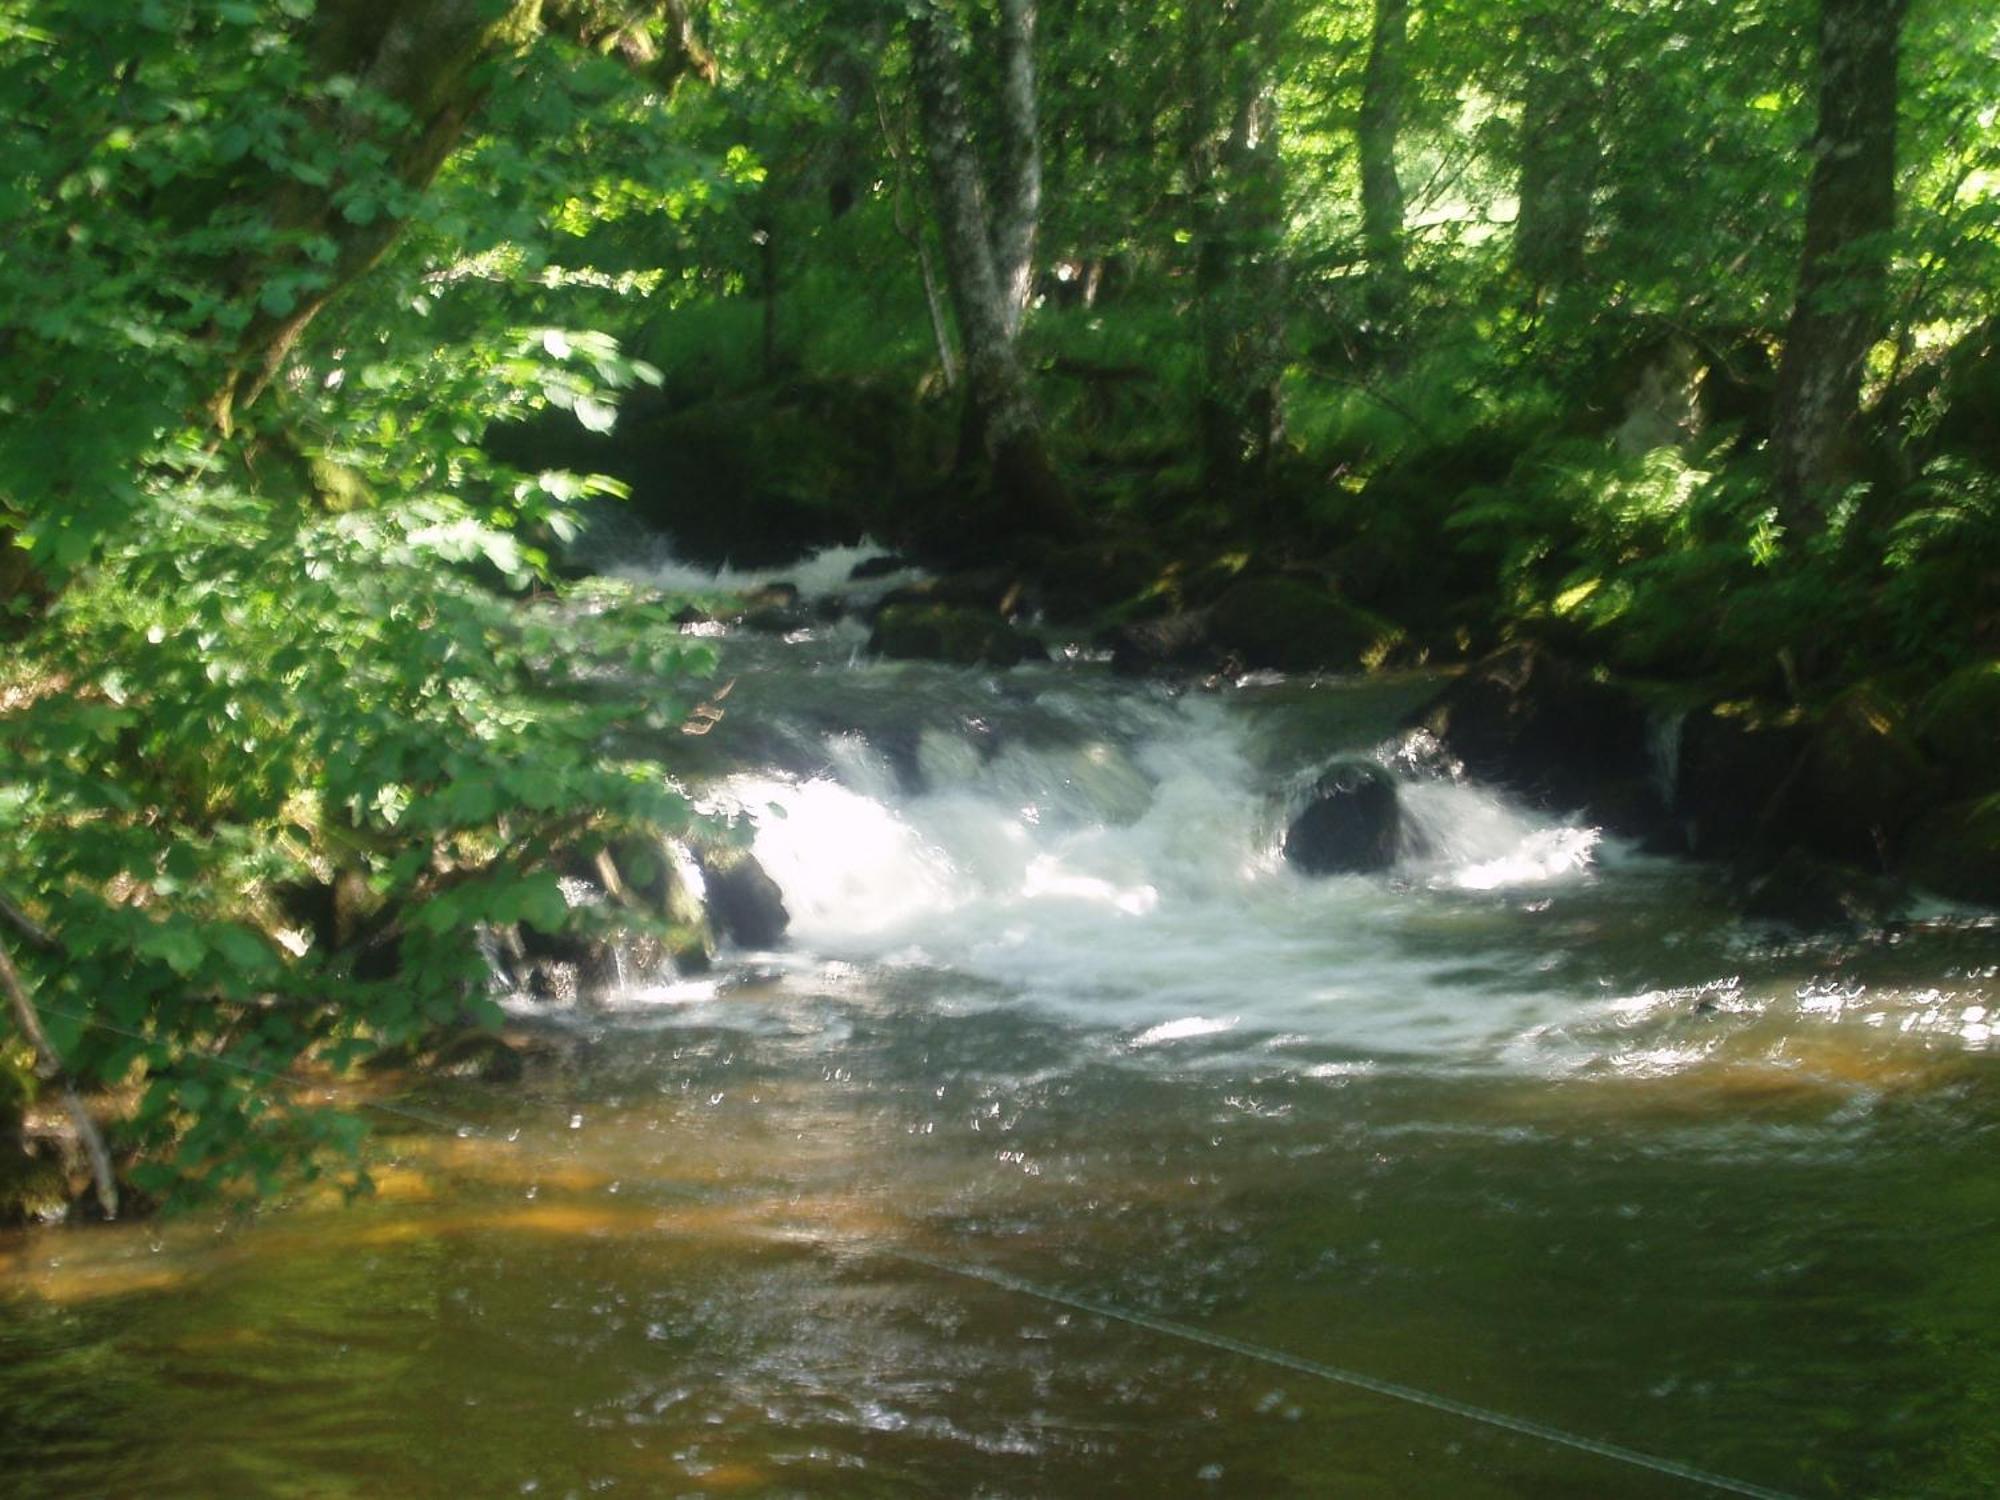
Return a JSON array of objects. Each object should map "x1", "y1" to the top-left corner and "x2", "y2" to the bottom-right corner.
[
  {"x1": 1904, "y1": 796, "x2": 2000, "y2": 907},
  {"x1": 1672, "y1": 705, "x2": 1810, "y2": 859},
  {"x1": 1106, "y1": 609, "x2": 1216, "y2": 676},
  {"x1": 1207, "y1": 578, "x2": 1395, "y2": 674},
  {"x1": 849, "y1": 552, "x2": 910, "y2": 581},
  {"x1": 1763, "y1": 684, "x2": 1939, "y2": 869},
  {"x1": 697, "y1": 846, "x2": 791, "y2": 949},
  {"x1": 1408, "y1": 643, "x2": 1656, "y2": 819},
  {"x1": 1284, "y1": 761, "x2": 1401, "y2": 876},
  {"x1": 1738, "y1": 849, "x2": 1903, "y2": 931},
  {"x1": 869, "y1": 603, "x2": 1044, "y2": 668},
  {"x1": 1914, "y1": 661, "x2": 2000, "y2": 797}
]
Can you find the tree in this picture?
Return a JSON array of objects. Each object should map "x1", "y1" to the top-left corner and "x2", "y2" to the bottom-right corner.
[
  {"x1": 1771, "y1": 0, "x2": 1906, "y2": 529},
  {"x1": 1511, "y1": 0, "x2": 1600, "y2": 302},
  {"x1": 1356, "y1": 0, "x2": 1408, "y2": 329},
  {"x1": 908, "y1": 0, "x2": 1078, "y2": 534},
  {"x1": 212, "y1": 0, "x2": 715, "y2": 431},
  {"x1": 1187, "y1": 0, "x2": 1290, "y2": 506}
]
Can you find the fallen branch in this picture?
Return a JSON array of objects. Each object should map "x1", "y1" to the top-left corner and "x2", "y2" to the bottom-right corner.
[{"x1": 0, "y1": 933, "x2": 119, "y2": 1220}]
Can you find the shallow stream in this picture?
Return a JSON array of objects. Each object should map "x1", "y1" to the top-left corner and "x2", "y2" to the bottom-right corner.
[{"x1": 4, "y1": 547, "x2": 1997, "y2": 1498}]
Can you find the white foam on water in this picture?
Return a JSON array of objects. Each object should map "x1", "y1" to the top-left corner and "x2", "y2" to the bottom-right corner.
[
  {"x1": 614, "y1": 539, "x2": 921, "y2": 605},
  {"x1": 708, "y1": 693, "x2": 1629, "y2": 1061}
]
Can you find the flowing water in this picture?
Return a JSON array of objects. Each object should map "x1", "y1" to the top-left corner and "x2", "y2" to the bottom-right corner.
[{"x1": 5, "y1": 547, "x2": 1999, "y2": 1499}]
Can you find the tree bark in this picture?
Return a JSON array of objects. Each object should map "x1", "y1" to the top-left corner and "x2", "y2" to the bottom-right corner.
[
  {"x1": 875, "y1": 84, "x2": 961, "y2": 388},
  {"x1": 1771, "y1": 0, "x2": 1904, "y2": 533},
  {"x1": 909, "y1": 1, "x2": 1076, "y2": 535},
  {"x1": 1357, "y1": 0, "x2": 1408, "y2": 329},
  {"x1": 1513, "y1": 3, "x2": 1598, "y2": 300},
  {"x1": 991, "y1": 0, "x2": 1042, "y2": 337}
]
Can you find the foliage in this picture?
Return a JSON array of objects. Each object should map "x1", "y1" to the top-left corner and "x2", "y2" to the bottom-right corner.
[{"x1": 0, "y1": 0, "x2": 726, "y2": 1204}]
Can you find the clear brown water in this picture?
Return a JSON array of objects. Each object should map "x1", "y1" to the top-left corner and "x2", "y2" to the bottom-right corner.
[{"x1": 4, "y1": 568, "x2": 1998, "y2": 1499}]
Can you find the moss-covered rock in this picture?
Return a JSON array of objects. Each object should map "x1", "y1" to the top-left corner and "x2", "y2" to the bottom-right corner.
[
  {"x1": 0, "y1": 1146, "x2": 70, "y2": 1227},
  {"x1": 1769, "y1": 684, "x2": 1940, "y2": 868},
  {"x1": 868, "y1": 603, "x2": 1043, "y2": 668},
  {"x1": 1206, "y1": 578, "x2": 1398, "y2": 673},
  {"x1": 1, "y1": 1067, "x2": 68, "y2": 1226},
  {"x1": 1904, "y1": 795, "x2": 2000, "y2": 906},
  {"x1": 1738, "y1": 849, "x2": 1904, "y2": 930},
  {"x1": 1915, "y1": 660, "x2": 2000, "y2": 796},
  {"x1": 1408, "y1": 642, "x2": 1658, "y2": 819}
]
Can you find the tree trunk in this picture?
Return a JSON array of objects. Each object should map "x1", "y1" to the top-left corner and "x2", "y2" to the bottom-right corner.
[
  {"x1": 212, "y1": 0, "x2": 715, "y2": 430},
  {"x1": 1188, "y1": 0, "x2": 1288, "y2": 507},
  {"x1": 1357, "y1": 0, "x2": 1408, "y2": 329},
  {"x1": 909, "y1": 1, "x2": 1076, "y2": 535},
  {"x1": 991, "y1": 0, "x2": 1043, "y2": 337},
  {"x1": 1513, "y1": 3, "x2": 1598, "y2": 300},
  {"x1": 1771, "y1": 0, "x2": 1904, "y2": 533}
]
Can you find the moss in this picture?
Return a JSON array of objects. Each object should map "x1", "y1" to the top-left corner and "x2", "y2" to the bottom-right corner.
[
  {"x1": 1207, "y1": 578, "x2": 1400, "y2": 673},
  {"x1": 869, "y1": 604, "x2": 1041, "y2": 668},
  {"x1": 1915, "y1": 660, "x2": 2000, "y2": 794}
]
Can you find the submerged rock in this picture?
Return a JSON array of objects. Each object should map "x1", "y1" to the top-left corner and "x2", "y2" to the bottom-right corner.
[
  {"x1": 1284, "y1": 760, "x2": 1401, "y2": 875},
  {"x1": 427, "y1": 1031, "x2": 527, "y2": 1084}
]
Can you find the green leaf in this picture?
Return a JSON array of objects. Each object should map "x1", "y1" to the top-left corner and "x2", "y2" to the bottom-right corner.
[
  {"x1": 211, "y1": 925, "x2": 279, "y2": 978},
  {"x1": 517, "y1": 873, "x2": 569, "y2": 935}
]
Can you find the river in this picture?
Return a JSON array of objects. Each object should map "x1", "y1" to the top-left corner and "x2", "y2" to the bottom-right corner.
[{"x1": 3, "y1": 546, "x2": 1996, "y2": 1498}]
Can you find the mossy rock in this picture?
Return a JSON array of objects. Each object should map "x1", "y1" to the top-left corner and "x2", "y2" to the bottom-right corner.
[
  {"x1": 1774, "y1": 684, "x2": 1940, "y2": 867},
  {"x1": 427, "y1": 1031, "x2": 526, "y2": 1084},
  {"x1": 1207, "y1": 578, "x2": 1398, "y2": 673},
  {"x1": 1408, "y1": 642, "x2": 1656, "y2": 819},
  {"x1": 1915, "y1": 661, "x2": 2000, "y2": 795},
  {"x1": 1738, "y1": 849, "x2": 1903, "y2": 930},
  {"x1": 0, "y1": 1144, "x2": 70, "y2": 1227},
  {"x1": 868, "y1": 603, "x2": 1043, "y2": 668},
  {"x1": 1904, "y1": 795, "x2": 2000, "y2": 906}
]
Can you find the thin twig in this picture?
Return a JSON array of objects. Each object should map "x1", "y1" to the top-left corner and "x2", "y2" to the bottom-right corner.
[{"x1": 0, "y1": 933, "x2": 119, "y2": 1219}]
